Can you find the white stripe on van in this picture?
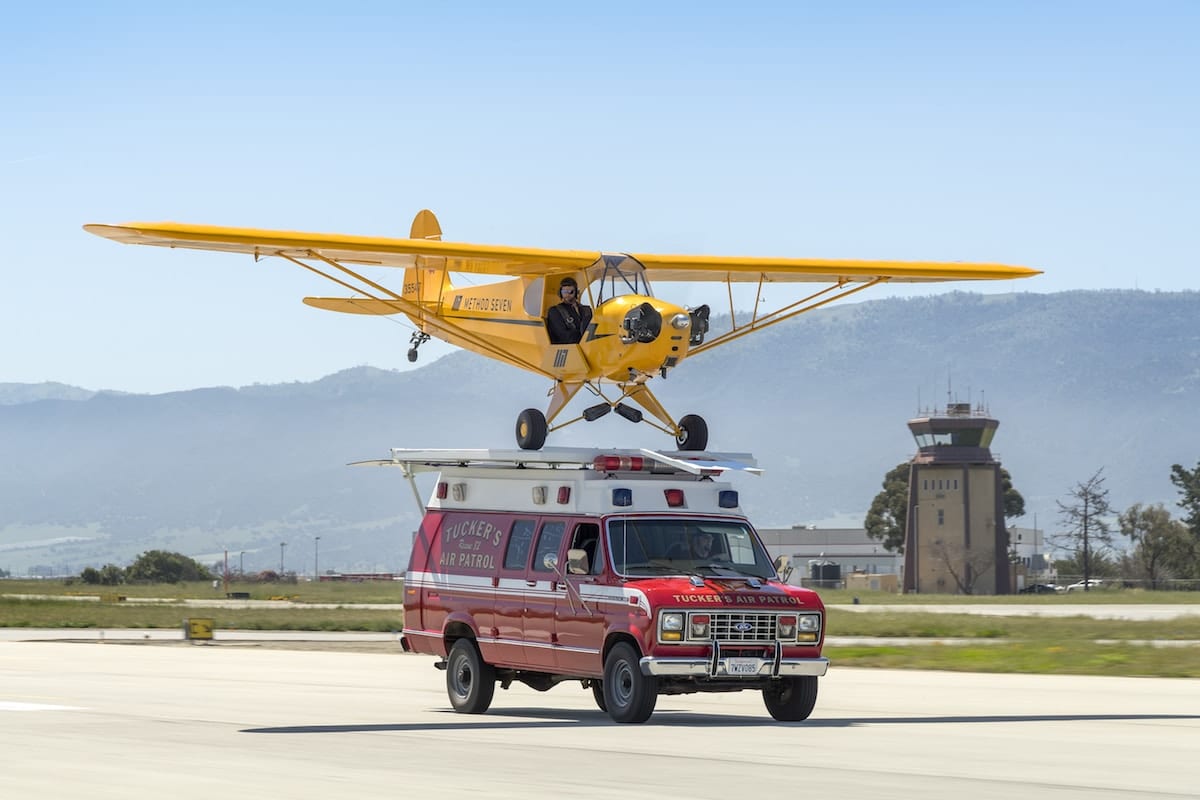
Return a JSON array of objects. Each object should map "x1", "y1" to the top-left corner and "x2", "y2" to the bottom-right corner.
[{"x1": 406, "y1": 570, "x2": 649, "y2": 615}]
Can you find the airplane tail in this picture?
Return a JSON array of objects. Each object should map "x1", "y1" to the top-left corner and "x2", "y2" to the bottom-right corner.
[{"x1": 403, "y1": 209, "x2": 453, "y2": 304}]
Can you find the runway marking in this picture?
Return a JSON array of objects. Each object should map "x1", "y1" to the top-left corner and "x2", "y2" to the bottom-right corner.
[{"x1": 0, "y1": 701, "x2": 83, "y2": 712}]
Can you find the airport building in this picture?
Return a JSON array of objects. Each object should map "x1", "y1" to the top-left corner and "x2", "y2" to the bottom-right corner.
[
  {"x1": 761, "y1": 402, "x2": 1023, "y2": 595},
  {"x1": 903, "y1": 402, "x2": 1011, "y2": 595},
  {"x1": 756, "y1": 526, "x2": 902, "y2": 589}
]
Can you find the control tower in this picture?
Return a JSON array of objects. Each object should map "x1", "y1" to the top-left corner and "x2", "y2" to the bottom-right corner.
[{"x1": 903, "y1": 402, "x2": 1011, "y2": 595}]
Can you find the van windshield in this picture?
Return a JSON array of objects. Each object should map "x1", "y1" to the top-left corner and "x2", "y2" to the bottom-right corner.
[{"x1": 606, "y1": 517, "x2": 776, "y2": 580}]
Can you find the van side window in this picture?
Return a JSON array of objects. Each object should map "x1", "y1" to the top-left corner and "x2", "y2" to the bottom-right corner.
[
  {"x1": 532, "y1": 521, "x2": 566, "y2": 572},
  {"x1": 504, "y1": 519, "x2": 536, "y2": 570},
  {"x1": 569, "y1": 522, "x2": 602, "y2": 574}
]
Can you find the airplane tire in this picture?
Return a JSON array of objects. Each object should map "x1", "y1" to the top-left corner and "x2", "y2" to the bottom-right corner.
[
  {"x1": 675, "y1": 414, "x2": 708, "y2": 451},
  {"x1": 516, "y1": 408, "x2": 548, "y2": 450}
]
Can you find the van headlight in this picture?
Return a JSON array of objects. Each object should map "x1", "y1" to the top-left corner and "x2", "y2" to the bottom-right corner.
[{"x1": 661, "y1": 612, "x2": 684, "y2": 641}]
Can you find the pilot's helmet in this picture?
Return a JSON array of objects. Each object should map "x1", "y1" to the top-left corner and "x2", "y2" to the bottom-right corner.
[{"x1": 558, "y1": 277, "x2": 579, "y2": 298}]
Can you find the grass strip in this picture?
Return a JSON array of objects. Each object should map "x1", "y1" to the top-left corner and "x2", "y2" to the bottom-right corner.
[{"x1": 827, "y1": 641, "x2": 1200, "y2": 678}]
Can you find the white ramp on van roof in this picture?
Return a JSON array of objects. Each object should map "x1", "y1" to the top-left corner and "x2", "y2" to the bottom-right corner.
[{"x1": 350, "y1": 447, "x2": 761, "y2": 476}]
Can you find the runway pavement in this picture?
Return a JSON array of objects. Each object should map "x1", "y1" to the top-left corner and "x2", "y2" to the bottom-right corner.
[{"x1": 2, "y1": 640, "x2": 1197, "y2": 799}]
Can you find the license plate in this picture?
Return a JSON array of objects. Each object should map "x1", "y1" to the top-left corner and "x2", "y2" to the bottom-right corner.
[{"x1": 725, "y1": 658, "x2": 760, "y2": 676}]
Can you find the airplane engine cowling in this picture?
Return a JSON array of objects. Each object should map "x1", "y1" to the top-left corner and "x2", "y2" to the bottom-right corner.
[{"x1": 621, "y1": 302, "x2": 663, "y2": 344}]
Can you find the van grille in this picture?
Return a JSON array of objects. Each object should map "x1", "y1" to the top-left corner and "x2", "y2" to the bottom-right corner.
[{"x1": 707, "y1": 612, "x2": 777, "y2": 642}]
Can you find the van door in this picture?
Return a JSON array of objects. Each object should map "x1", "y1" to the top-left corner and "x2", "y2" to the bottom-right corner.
[
  {"x1": 403, "y1": 511, "x2": 443, "y2": 654},
  {"x1": 555, "y1": 520, "x2": 606, "y2": 675},
  {"x1": 493, "y1": 518, "x2": 537, "y2": 666},
  {"x1": 523, "y1": 519, "x2": 566, "y2": 671}
]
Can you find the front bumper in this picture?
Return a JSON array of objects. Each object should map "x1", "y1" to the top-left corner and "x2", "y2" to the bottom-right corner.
[{"x1": 640, "y1": 640, "x2": 829, "y2": 678}]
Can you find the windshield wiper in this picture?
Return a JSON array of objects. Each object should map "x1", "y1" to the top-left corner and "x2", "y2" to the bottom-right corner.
[
  {"x1": 625, "y1": 562, "x2": 704, "y2": 577},
  {"x1": 696, "y1": 564, "x2": 769, "y2": 583}
]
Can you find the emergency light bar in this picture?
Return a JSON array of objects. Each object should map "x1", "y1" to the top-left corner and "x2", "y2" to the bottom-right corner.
[{"x1": 353, "y1": 447, "x2": 761, "y2": 477}]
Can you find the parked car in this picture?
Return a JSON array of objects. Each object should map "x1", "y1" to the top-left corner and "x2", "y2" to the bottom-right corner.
[
  {"x1": 1019, "y1": 583, "x2": 1063, "y2": 594},
  {"x1": 1065, "y1": 579, "x2": 1104, "y2": 592}
]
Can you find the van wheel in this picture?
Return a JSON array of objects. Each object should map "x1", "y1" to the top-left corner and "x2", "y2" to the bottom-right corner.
[
  {"x1": 516, "y1": 408, "x2": 548, "y2": 450},
  {"x1": 591, "y1": 680, "x2": 607, "y2": 712},
  {"x1": 762, "y1": 676, "x2": 818, "y2": 721},
  {"x1": 675, "y1": 414, "x2": 708, "y2": 451},
  {"x1": 603, "y1": 643, "x2": 657, "y2": 723},
  {"x1": 446, "y1": 639, "x2": 495, "y2": 714}
]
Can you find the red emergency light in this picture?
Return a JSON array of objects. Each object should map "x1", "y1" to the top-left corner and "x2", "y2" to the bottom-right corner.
[{"x1": 593, "y1": 455, "x2": 645, "y2": 472}]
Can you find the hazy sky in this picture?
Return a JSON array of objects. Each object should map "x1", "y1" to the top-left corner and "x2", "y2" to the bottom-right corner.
[{"x1": 2, "y1": 1, "x2": 1196, "y2": 394}]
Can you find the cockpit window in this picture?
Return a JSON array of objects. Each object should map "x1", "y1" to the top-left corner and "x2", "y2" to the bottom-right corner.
[{"x1": 587, "y1": 254, "x2": 653, "y2": 305}]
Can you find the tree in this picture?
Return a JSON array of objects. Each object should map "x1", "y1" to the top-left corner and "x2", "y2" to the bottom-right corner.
[
  {"x1": 1052, "y1": 469, "x2": 1113, "y2": 589},
  {"x1": 929, "y1": 539, "x2": 996, "y2": 595},
  {"x1": 1001, "y1": 469, "x2": 1026, "y2": 520},
  {"x1": 1118, "y1": 504, "x2": 1192, "y2": 588},
  {"x1": 865, "y1": 463, "x2": 910, "y2": 553},
  {"x1": 1169, "y1": 461, "x2": 1200, "y2": 539},
  {"x1": 865, "y1": 463, "x2": 1027, "y2": 554},
  {"x1": 126, "y1": 550, "x2": 214, "y2": 583},
  {"x1": 99, "y1": 564, "x2": 125, "y2": 586},
  {"x1": 81, "y1": 564, "x2": 125, "y2": 585}
]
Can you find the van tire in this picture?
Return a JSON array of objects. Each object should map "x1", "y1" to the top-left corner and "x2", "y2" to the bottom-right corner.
[
  {"x1": 603, "y1": 643, "x2": 657, "y2": 723},
  {"x1": 591, "y1": 680, "x2": 607, "y2": 712},
  {"x1": 762, "y1": 675, "x2": 818, "y2": 721},
  {"x1": 446, "y1": 639, "x2": 495, "y2": 714},
  {"x1": 516, "y1": 408, "x2": 548, "y2": 450}
]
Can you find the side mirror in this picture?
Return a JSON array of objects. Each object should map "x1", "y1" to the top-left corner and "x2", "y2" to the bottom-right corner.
[
  {"x1": 542, "y1": 552, "x2": 559, "y2": 571},
  {"x1": 566, "y1": 548, "x2": 589, "y2": 575},
  {"x1": 773, "y1": 555, "x2": 793, "y2": 582}
]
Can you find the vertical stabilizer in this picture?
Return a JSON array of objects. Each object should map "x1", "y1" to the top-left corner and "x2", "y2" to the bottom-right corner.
[
  {"x1": 404, "y1": 209, "x2": 452, "y2": 304},
  {"x1": 409, "y1": 209, "x2": 443, "y2": 241}
]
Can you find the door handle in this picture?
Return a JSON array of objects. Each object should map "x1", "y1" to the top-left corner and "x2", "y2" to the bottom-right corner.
[{"x1": 526, "y1": 580, "x2": 537, "y2": 587}]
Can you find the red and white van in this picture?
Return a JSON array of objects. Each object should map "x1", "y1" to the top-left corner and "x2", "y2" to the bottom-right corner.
[{"x1": 386, "y1": 448, "x2": 828, "y2": 723}]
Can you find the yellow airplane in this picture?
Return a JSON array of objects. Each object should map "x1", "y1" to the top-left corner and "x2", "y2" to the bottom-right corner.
[{"x1": 85, "y1": 210, "x2": 1040, "y2": 451}]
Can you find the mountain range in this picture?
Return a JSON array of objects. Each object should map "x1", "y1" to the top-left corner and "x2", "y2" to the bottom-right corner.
[{"x1": 3, "y1": 289, "x2": 1198, "y2": 576}]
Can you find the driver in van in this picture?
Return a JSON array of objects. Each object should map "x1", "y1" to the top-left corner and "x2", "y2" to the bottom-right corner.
[{"x1": 692, "y1": 531, "x2": 715, "y2": 559}]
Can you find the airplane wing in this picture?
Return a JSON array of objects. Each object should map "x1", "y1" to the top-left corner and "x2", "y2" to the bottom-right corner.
[
  {"x1": 633, "y1": 253, "x2": 1040, "y2": 284},
  {"x1": 83, "y1": 221, "x2": 1039, "y2": 283},
  {"x1": 83, "y1": 222, "x2": 598, "y2": 275}
]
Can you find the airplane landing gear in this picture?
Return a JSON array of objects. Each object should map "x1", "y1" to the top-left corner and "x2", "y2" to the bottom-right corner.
[
  {"x1": 407, "y1": 331, "x2": 431, "y2": 363},
  {"x1": 675, "y1": 414, "x2": 708, "y2": 451},
  {"x1": 516, "y1": 408, "x2": 548, "y2": 450}
]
